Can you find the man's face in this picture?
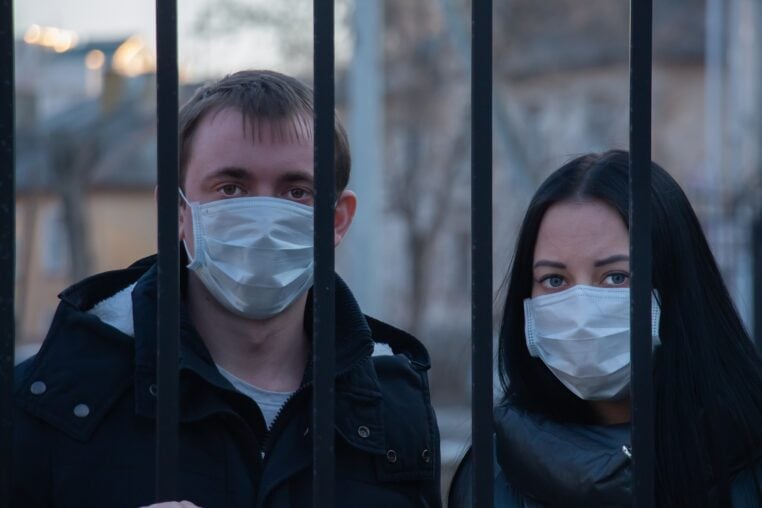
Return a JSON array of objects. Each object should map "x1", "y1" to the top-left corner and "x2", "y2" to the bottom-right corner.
[{"x1": 179, "y1": 107, "x2": 355, "y2": 254}]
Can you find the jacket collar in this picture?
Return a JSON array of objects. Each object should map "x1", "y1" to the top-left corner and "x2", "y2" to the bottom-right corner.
[
  {"x1": 13, "y1": 259, "x2": 153, "y2": 442},
  {"x1": 17, "y1": 255, "x2": 395, "y2": 441},
  {"x1": 494, "y1": 403, "x2": 632, "y2": 506},
  {"x1": 127, "y1": 256, "x2": 376, "y2": 382}
]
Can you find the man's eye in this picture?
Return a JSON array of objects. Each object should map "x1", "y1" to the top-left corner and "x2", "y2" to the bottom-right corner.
[
  {"x1": 219, "y1": 185, "x2": 242, "y2": 196},
  {"x1": 288, "y1": 188, "x2": 311, "y2": 200}
]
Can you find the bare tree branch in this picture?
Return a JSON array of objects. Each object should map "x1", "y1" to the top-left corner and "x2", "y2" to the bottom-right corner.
[{"x1": 436, "y1": 0, "x2": 536, "y2": 193}]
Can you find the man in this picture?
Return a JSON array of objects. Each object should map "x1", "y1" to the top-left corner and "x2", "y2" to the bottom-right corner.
[{"x1": 13, "y1": 70, "x2": 441, "y2": 507}]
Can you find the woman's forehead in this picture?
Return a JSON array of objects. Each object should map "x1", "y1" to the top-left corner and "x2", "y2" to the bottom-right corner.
[{"x1": 533, "y1": 200, "x2": 629, "y2": 263}]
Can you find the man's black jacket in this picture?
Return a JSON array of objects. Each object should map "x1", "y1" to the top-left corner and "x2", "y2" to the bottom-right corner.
[{"x1": 12, "y1": 257, "x2": 441, "y2": 507}]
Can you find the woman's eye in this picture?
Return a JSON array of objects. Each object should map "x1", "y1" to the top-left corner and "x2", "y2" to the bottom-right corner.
[
  {"x1": 604, "y1": 272, "x2": 629, "y2": 285},
  {"x1": 540, "y1": 275, "x2": 565, "y2": 288}
]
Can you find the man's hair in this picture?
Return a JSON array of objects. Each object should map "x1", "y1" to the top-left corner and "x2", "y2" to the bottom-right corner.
[{"x1": 178, "y1": 70, "x2": 350, "y2": 193}]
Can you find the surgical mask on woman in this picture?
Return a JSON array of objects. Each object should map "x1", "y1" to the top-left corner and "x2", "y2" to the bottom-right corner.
[{"x1": 524, "y1": 285, "x2": 661, "y2": 400}]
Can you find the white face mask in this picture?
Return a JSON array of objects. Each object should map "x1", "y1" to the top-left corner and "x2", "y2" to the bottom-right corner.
[
  {"x1": 524, "y1": 285, "x2": 661, "y2": 401},
  {"x1": 180, "y1": 190, "x2": 314, "y2": 320}
]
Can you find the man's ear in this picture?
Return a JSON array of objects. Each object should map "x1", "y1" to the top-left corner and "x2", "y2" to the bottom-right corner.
[
  {"x1": 333, "y1": 189, "x2": 357, "y2": 247},
  {"x1": 158, "y1": 185, "x2": 187, "y2": 242}
]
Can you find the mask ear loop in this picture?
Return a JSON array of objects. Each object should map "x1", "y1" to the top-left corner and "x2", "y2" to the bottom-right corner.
[
  {"x1": 523, "y1": 299, "x2": 541, "y2": 357},
  {"x1": 178, "y1": 188, "x2": 195, "y2": 264},
  {"x1": 178, "y1": 187, "x2": 192, "y2": 206},
  {"x1": 651, "y1": 290, "x2": 662, "y2": 349}
]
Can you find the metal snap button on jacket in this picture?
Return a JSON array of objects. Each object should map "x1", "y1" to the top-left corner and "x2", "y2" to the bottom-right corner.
[
  {"x1": 30, "y1": 381, "x2": 47, "y2": 395},
  {"x1": 148, "y1": 384, "x2": 158, "y2": 397},
  {"x1": 357, "y1": 425, "x2": 370, "y2": 438},
  {"x1": 386, "y1": 449, "x2": 398, "y2": 464},
  {"x1": 73, "y1": 404, "x2": 90, "y2": 418},
  {"x1": 421, "y1": 449, "x2": 431, "y2": 463}
]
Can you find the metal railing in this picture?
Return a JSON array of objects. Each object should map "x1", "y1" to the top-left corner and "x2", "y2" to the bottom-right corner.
[
  {"x1": 0, "y1": 1, "x2": 664, "y2": 507},
  {"x1": 155, "y1": 0, "x2": 181, "y2": 500},
  {"x1": 312, "y1": 1, "x2": 337, "y2": 505},
  {"x1": 628, "y1": 1, "x2": 655, "y2": 505},
  {"x1": 0, "y1": 0, "x2": 15, "y2": 506},
  {"x1": 470, "y1": 2, "x2": 494, "y2": 507},
  {"x1": 754, "y1": 215, "x2": 762, "y2": 351}
]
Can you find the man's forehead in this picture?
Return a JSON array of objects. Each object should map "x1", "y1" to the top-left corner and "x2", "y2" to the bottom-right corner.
[{"x1": 202, "y1": 107, "x2": 314, "y2": 145}]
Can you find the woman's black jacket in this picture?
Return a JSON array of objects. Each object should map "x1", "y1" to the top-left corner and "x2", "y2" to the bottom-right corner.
[{"x1": 449, "y1": 404, "x2": 762, "y2": 507}]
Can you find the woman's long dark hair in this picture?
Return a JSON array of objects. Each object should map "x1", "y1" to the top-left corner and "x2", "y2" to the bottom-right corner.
[{"x1": 498, "y1": 150, "x2": 762, "y2": 506}]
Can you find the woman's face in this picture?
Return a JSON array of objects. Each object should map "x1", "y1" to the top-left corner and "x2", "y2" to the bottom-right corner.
[{"x1": 531, "y1": 200, "x2": 630, "y2": 297}]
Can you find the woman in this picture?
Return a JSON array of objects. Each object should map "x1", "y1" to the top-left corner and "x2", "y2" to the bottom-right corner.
[{"x1": 450, "y1": 150, "x2": 762, "y2": 507}]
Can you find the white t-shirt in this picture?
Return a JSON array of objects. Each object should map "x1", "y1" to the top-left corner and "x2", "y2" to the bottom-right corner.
[{"x1": 217, "y1": 365, "x2": 294, "y2": 429}]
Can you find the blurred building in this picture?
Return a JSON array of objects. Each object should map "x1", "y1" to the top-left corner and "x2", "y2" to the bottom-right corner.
[
  {"x1": 375, "y1": 2, "x2": 762, "y2": 489},
  {"x1": 14, "y1": 33, "x2": 189, "y2": 358},
  {"x1": 378, "y1": 0, "x2": 762, "y2": 351}
]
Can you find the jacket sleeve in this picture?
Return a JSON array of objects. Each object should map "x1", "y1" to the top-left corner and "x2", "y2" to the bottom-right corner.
[
  {"x1": 370, "y1": 352, "x2": 443, "y2": 507},
  {"x1": 11, "y1": 403, "x2": 53, "y2": 507},
  {"x1": 447, "y1": 442, "x2": 532, "y2": 508},
  {"x1": 448, "y1": 448, "x2": 473, "y2": 508},
  {"x1": 422, "y1": 399, "x2": 442, "y2": 508},
  {"x1": 12, "y1": 359, "x2": 52, "y2": 507},
  {"x1": 730, "y1": 459, "x2": 762, "y2": 508}
]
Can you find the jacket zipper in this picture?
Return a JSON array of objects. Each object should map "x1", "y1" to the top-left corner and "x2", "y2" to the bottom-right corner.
[
  {"x1": 259, "y1": 383, "x2": 309, "y2": 460},
  {"x1": 259, "y1": 350, "x2": 371, "y2": 461}
]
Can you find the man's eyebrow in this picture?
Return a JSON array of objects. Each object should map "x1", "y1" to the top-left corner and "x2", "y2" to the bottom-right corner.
[
  {"x1": 593, "y1": 254, "x2": 630, "y2": 267},
  {"x1": 533, "y1": 260, "x2": 566, "y2": 270},
  {"x1": 202, "y1": 167, "x2": 250, "y2": 182},
  {"x1": 279, "y1": 170, "x2": 314, "y2": 185}
]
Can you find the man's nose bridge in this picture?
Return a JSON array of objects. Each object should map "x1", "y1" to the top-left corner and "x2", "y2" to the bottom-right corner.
[{"x1": 250, "y1": 183, "x2": 279, "y2": 199}]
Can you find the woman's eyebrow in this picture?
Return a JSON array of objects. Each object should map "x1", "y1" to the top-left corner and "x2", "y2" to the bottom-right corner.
[
  {"x1": 533, "y1": 260, "x2": 566, "y2": 269},
  {"x1": 594, "y1": 254, "x2": 630, "y2": 267}
]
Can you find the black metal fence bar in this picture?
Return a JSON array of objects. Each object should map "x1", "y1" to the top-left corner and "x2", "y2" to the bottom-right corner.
[
  {"x1": 0, "y1": 1, "x2": 15, "y2": 507},
  {"x1": 754, "y1": 215, "x2": 762, "y2": 350},
  {"x1": 155, "y1": 0, "x2": 180, "y2": 501},
  {"x1": 313, "y1": 2, "x2": 336, "y2": 506},
  {"x1": 628, "y1": 0, "x2": 654, "y2": 506},
  {"x1": 471, "y1": 1, "x2": 494, "y2": 507}
]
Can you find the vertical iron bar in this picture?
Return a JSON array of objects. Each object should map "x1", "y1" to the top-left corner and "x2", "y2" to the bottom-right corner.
[
  {"x1": 471, "y1": 1, "x2": 494, "y2": 507},
  {"x1": 155, "y1": 0, "x2": 180, "y2": 501},
  {"x1": 753, "y1": 214, "x2": 762, "y2": 350},
  {"x1": 313, "y1": 2, "x2": 336, "y2": 507},
  {"x1": 629, "y1": 0, "x2": 654, "y2": 506},
  {"x1": 0, "y1": 1, "x2": 14, "y2": 506},
  {"x1": 755, "y1": 0, "x2": 762, "y2": 352},
  {"x1": 704, "y1": 0, "x2": 725, "y2": 248}
]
